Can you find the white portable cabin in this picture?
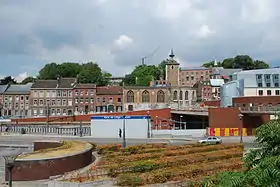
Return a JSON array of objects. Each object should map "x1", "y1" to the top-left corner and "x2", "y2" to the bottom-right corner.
[{"x1": 90, "y1": 115, "x2": 151, "y2": 138}]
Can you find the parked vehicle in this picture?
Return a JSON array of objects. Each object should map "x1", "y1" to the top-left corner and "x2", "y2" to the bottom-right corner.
[{"x1": 198, "y1": 136, "x2": 222, "y2": 144}]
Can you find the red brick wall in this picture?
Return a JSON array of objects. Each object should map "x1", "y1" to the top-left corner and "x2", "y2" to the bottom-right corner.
[
  {"x1": 209, "y1": 107, "x2": 270, "y2": 128},
  {"x1": 204, "y1": 100, "x2": 220, "y2": 107},
  {"x1": 11, "y1": 108, "x2": 171, "y2": 124},
  {"x1": 33, "y1": 141, "x2": 63, "y2": 151},
  {"x1": 233, "y1": 96, "x2": 280, "y2": 105}
]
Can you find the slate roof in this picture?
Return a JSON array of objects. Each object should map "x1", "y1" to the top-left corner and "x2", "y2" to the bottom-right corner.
[
  {"x1": 75, "y1": 83, "x2": 96, "y2": 89},
  {"x1": 0, "y1": 85, "x2": 9, "y2": 94},
  {"x1": 233, "y1": 67, "x2": 280, "y2": 75},
  {"x1": 211, "y1": 67, "x2": 242, "y2": 76},
  {"x1": 31, "y1": 78, "x2": 77, "y2": 89},
  {"x1": 96, "y1": 86, "x2": 123, "y2": 95},
  {"x1": 181, "y1": 67, "x2": 209, "y2": 71},
  {"x1": 5, "y1": 83, "x2": 33, "y2": 94}
]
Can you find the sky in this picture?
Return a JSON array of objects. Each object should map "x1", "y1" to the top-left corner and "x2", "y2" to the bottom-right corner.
[{"x1": 1, "y1": 0, "x2": 280, "y2": 82}]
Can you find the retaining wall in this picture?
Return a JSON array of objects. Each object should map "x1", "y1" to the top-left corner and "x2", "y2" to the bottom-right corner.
[{"x1": 6, "y1": 141, "x2": 94, "y2": 181}]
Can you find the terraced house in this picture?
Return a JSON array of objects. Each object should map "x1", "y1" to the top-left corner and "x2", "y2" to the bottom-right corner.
[
  {"x1": 30, "y1": 77, "x2": 76, "y2": 116},
  {"x1": 1, "y1": 83, "x2": 33, "y2": 117}
]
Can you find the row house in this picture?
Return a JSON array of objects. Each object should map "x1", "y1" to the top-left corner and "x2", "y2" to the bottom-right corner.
[
  {"x1": 73, "y1": 84, "x2": 96, "y2": 115},
  {"x1": 1, "y1": 83, "x2": 32, "y2": 117},
  {"x1": 0, "y1": 85, "x2": 9, "y2": 116},
  {"x1": 95, "y1": 86, "x2": 123, "y2": 112},
  {"x1": 30, "y1": 78, "x2": 76, "y2": 117}
]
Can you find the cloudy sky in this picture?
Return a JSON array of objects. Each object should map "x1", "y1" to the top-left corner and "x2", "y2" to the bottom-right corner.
[{"x1": 1, "y1": 0, "x2": 280, "y2": 81}]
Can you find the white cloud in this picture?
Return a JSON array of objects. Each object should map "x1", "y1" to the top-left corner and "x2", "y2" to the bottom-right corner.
[
  {"x1": 111, "y1": 35, "x2": 134, "y2": 53},
  {"x1": 14, "y1": 72, "x2": 29, "y2": 82}
]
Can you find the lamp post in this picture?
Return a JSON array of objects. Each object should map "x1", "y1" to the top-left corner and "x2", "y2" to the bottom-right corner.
[
  {"x1": 180, "y1": 115, "x2": 183, "y2": 130},
  {"x1": 122, "y1": 111, "x2": 126, "y2": 148},
  {"x1": 238, "y1": 113, "x2": 244, "y2": 143},
  {"x1": 147, "y1": 111, "x2": 151, "y2": 138},
  {"x1": 3, "y1": 152, "x2": 21, "y2": 187}
]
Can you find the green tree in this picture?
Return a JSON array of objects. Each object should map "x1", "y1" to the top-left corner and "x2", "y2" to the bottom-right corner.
[
  {"x1": 78, "y1": 62, "x2": 107, "y2": 85},
  {"x1": 0, "y1": 76, "x2": 17, "y2": 85},
  {"x1": 203, "y1": 61, "x2": 222, "y2": 68},
  {"x1": 221, "y1": 58, "x2": 235, "y2": 68},
  {"x1": 123, "y1": 65, "x2": 161, "y2": 86},
  {"x1": 158, "y1": 60, "x2": 167, "y2": 79},
  {"x1": 57, "y1": 62, "x2": 82, "y2": 77},
  {"x1": 38, "y1": 63, "x2": 60, "y2": 79},
  {"x1": 21, "y1": 76, "x2": 36, "y2": 84}
]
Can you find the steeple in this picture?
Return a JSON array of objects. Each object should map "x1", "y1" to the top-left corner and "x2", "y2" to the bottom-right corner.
[{"x1": 169, "y1": 48, "x2": 175, "y2": 59}]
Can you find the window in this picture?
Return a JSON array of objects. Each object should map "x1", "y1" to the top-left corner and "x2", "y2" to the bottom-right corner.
[
  {"x1": 85, "y1": 98, "x2": 89, "y2": 103},
  {"x1": 75, "y1": 99, "x2": 79, "y2": 103},
  {"x1": 68, "y1": 91, "x2": 72, "y2": 97},
  {"x1": 256, "y1": 74, "x2": 262, "y2": 79},
  {"x1": 142, "y1": 90, "x2": 150, "y2": 103},
  {"x1": 39, "y1": 91, "x2": 44, "y2": 97},
  {"x1": 90, "y1": 90, "x2": 94, "y2": 95},
  {"x1": 258, "y1": 90, "x2": 263, "y2": 96},
  {"x1": 276, "y1": 90, "x2": 280, "y2": 95},
  {"x1": 62, "y1": 91, "x2": 67, "y2": 97},
  {"x1": 63, "y1": 109, "x2": 67, "y2": 114},
  {"x1": 186, "y1": 77, "x2": 189, "y2": 81},
  {"x1": 274, "y1": 74, "x2": 279, "y2": 80},
  {"x1": 51, "y1": 100, "x2": 55, "y2": 106},
  {"x1": 102, "y1": 97, "x2": 106, "y2": 102},
  {"x1": 56, "y1": 99, "x2": 61, "y2": 105},
  {"x1": 34, "y1": 91, "x2": 38, "y2": 97},
  {"x1": 265, "y1": 74, "x2": 270, "y2": 79},
  {"x1": 97, "y1": 97, "x2": 100, "y2": 102},
  {"x1": 173, "y1": 90, "x2": 178, "y2": 100},
  {"x1": 20, "y1": 96, "x2": 24, "y2": 101},
  {"x1": 90, "y1": 98, "x2": 94, "y2": 103},
  {"x1": 57, "y1": 109, "x2": 61, "y2": 115},
  {"x1": 46, "y1": 91, "x2": 51, "y2": 97},
  {"x1": 75, "y1": 90, "x2": 79, "y2": 95},
  {"x1": 85, "y1": 90, "x2": 89, "y2": 95},
  {"x1": 179, "y1": 91, "x2": 183, "y2": 100},
  {"x1": 127, "y1": 90, "x2": 134, "y2": 103},
  {"x1": 39, "y1": 99, "x2": 44, "y2": 105},
  {"x1": 275, "y1": 83, "x2": 279, "y2": 87},
  {"x1": 57, "y1": 91, "x2": 61, "y2": 97},
  {"x1": 33, "y1": 99, "x2": 38, "y2": 105},
  {"x1": 185, "y1": 91, "x2": 189, "y2": 100},
  {"x1": 191, "y1": 77, "x2": 194, "y2": 80},
  {"x1": 62, "y1": 99, "x2": 67, "y2": 105},
  {"x1": 52, "y1": 91, "x2": 56, "y2": 97},
  {"x1": 267, "y1": 90, "x2": 272, "y2": 96},
  {"x1": 266, "y1": 83, "x2": 271, "y2": 87},
  {"x1": 258, "y1": 83, "x2": 263, "y2": 87},
  {"x1": 157, "y1": 90, "x2": 165, "y2": 103},
  {"x1": 117, "y1": 98, "x2": 121, "y2": 102}
]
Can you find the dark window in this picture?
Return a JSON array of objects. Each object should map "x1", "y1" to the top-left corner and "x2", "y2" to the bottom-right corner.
[
  {"x1": 267, "y1": 90, "x2": 272, "y2": 95},
  {"x1": 102, "y1": 97, "x2": 106, "y2": 102},
  {"x1": 256, "y1": 74, "x2": 262, "y2": 79},
  {"x1": 117, "y1": 98, "x2": 121, "y2": 102},
  {"x1": 127, "y1": 90, "x2": 134, "y2": 103},
  {"x1": 258, "y1": 90, "x2": 263, "y2": 96},
  {"x1": 266, "y1": 83, "x2": 271, "y2": 87},
  {"x1": 97, "y1": 97, "x2": 100, "y2": 102},
  {"x1": 258, "y1": 83, "x2": 263, "y2": 87},
  {"x1": 142, "y1": 90, "x2": 150, "y2": 103},
  {"x1": 157, "y1": 90, "x2": 165, "y2": 103},
  {"x1": 276, "y1": 90, "x2": 280, "y2": 95},
  {"x1": 275, "y1": 83, "x2": 279, "y2": 87}
]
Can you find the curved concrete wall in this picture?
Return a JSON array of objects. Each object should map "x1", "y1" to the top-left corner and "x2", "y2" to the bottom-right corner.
[{"x1": 6, "y1": 142, "x2": 94, "y2": 181}]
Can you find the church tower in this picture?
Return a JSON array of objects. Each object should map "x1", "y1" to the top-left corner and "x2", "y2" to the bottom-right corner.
[{"x1": 165, "y1": 49, "x2": 180, "y2": 86}]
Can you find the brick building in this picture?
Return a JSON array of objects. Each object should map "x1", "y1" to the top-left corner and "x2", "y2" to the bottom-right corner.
[
  {"x1": 73, "y1": 84, "x2": 96, "y2": 115},
  {"x1": 30, "y1": 78, "x2": 76, "y2": 117},
  {"x1": 0, "y1": 85, "x2": 9, "y2": 116},
  {"x1": 1, "y1": 83, "x2": 33, "y2": 117},
  {"x1": 95, "y1": 86, "x2": 123, "y2": 112},
  {"x1": 180, "y1": 67, "x2": 210, "y2": 87}
]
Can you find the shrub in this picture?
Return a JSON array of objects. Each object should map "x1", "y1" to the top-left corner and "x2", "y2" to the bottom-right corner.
[{"x1": 116, "y1": 173, "x2": 143, "y2": 187}]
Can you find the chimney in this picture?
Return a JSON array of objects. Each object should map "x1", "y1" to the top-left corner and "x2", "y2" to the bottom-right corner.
[{"x1": 56, "y1": 76, "x2": 61, "y2": 88}]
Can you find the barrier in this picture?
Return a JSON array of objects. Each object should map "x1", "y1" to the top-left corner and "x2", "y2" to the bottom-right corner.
[{"x1": 207, "y1": 128, "x2": 256, "y2": 136}]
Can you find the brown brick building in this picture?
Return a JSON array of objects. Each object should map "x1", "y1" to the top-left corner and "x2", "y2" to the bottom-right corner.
[
  {"x1": 95, "y1": 86, "x2": 123, "y2": 112},
  {"x1": 73, "y1": 84, "x2": 96, "y2": 115},
  {"x1": 30, "y1": 78, "x2": 76, "y2": 117}
]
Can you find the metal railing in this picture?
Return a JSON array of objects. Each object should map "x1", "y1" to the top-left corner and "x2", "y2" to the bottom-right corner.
[{"x1": 239, "y1": 106, "x2": 280, "y2": 113}]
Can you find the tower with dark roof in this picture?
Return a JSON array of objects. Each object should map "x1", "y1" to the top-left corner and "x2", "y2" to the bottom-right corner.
[{"x1": 165, "y1": 49, "x2": 180, "y2": 86}]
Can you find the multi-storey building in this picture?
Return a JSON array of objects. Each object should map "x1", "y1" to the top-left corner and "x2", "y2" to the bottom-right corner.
[
  {"x1": 193, "y1": 81, "x2": 212, "y2": 101},
  {"x1": 2, "y1": 83, "x2": 32, "y2": 117},
  {"x1": 95, "y1": 86, "x2": 123, "y2": 112},
  {"x1": 73, "y1": 84, "x2": 96, "y2": 115},
  {"x1": 180, "y1": 67, "x2": 210, "y2": 87},
  {"x1": 30, "y1": 78, "x2": 76, "y2": 116},
  {"x1": 0, "y1": 85, "x2": 9, "y2": 116}
]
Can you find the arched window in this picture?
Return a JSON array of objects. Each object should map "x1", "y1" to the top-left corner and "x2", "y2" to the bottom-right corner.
[
  {"x1": 179, "y1": 91, "x2": 183, "y2": 100},
  {"x1": 142, "y1": 90, "x2": 150, "y2": 103},
  {"x1": 173, "y1": 90, "x2": 178, "y2": 100},
  {"x1": 157, "y1": 90, "x2": 165, "y2": 103},
  {"x1": 192, "y1": 91, "x2": 195, "y2": 98},
  {"x1": 127, "y1": 90, "x2": 134, "y2": 103},
  {"x1": 185, "y1": 91, "x2": 189, "y2": 100}
]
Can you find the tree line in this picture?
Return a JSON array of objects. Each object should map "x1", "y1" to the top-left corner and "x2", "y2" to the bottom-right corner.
[{"x1": 1, "y1": 55, "x2": 270, "y2": 86}]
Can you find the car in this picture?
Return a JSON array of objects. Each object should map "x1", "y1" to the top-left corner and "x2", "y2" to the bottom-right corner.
[{"x1": 198, "y1": 136, "x2": 222, "y2": 144}]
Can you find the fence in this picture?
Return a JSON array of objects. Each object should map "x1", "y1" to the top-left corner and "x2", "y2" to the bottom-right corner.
[{"x1": 0, "y1": 124, "x2": 91, "y2": 136}]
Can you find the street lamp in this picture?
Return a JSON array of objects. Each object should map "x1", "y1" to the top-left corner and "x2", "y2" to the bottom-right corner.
[
  {"x1": 180, "y1": 115, "x2": 183, "y2": 130},
  {"x1": 3, "y1": 151, "x2": 21, "y2": 187},
  {"x1": 122, "y1": 111, "x2": 126, "y2": 148},
  {"x1": 238, "y1": 113, "x2": 244, "y2": 143},
  {"x1": 147, "y1": 111, "x2": 151, "y2": 138},
  {"x1": 156, "y1": 116, "x2": 158, "y2": 130}
]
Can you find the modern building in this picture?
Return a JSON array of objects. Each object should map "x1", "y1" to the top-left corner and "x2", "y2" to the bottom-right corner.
[
  {"x1": 30, "y1": 77, "x2": 76, "y2": 117},
  {"x1": 209, "y1": 79, "x2": 225, "y2": 100},
  {"x1": 210, "y1": 67, "x2": 242, "y2": 83},
  {"x1": 220, "y1": 79, "x2": 244, "y2": 107},
  {"x1": 231, "y1": 68, "x2": 280, "y2": 96},
  {"x1": 95, "y1": 86, "x2": 123, "y2": 112},
  {"x1": 1, "y1": 83, "x2": 33, "y2": 117},
  {"x1": 73, "y1": 83, "x2": 96, "y2": 115}
]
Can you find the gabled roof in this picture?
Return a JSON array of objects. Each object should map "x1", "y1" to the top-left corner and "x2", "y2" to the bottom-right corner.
[
  {"x1": 96, "y1": 86, "x2": 123, "y2": 95},
  {"x1": 31, "y1": 78, "x2": 77, "y2": 89},
  {"x1": 0, "y1": 84, "x2": 9, "y2": 94},
  {"x1": 5, "y1": 83, "x2": 33, "y2": 94}
]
